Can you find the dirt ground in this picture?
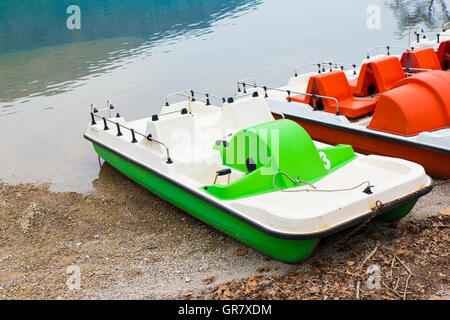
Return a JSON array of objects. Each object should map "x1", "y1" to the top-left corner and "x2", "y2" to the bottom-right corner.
[{"x1": 0, "y1": 163, "x2": 448, "y2": 300}]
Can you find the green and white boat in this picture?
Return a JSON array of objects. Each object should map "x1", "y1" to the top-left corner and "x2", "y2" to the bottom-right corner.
[{"x1": 84, "y1": 91, "x2": 432, "y2": 263}]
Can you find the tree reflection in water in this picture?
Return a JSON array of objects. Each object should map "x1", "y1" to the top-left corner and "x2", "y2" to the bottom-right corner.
[{"x1": 387, "y1": 0, "x2": 449, "y2": 36}]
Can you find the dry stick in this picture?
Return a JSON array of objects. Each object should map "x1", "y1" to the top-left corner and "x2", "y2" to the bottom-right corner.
[
  {"x1": 394, "y1": 254, "x2": 412, "y2": 274},
  {"x1": 381, "y1": 271, "x2": 401, "y2": 297},
  {"x1": 391, "y1": 277, "x2": 401, "y2": 297},
  {"x1": 404, "y1": 274, "x2": 412, "y2": 300},
  {"x1": 393, "y1": 254, "x2": 413, "y2": 300},
  {"x1": 382, "y1": 281, "x2": 403, "y2": 298},
  {"x1": 394, "y1": 277, "x2": 400, "y2": 292},
  {"x1": 257, "y1": 286, "x2": 275, "y2": 299},
  {"x1": 355, "y1": 280, "x2": 361, "y2": 300},
  {"x1": 390, "y1": 257, "x2": 396, "y2": 278},
  {"x1": 425, "y1": 241, "x2": 435, "y2": 254},
  {"x1": 359, "y1": 242, "x2": 380, "y2": 269}
]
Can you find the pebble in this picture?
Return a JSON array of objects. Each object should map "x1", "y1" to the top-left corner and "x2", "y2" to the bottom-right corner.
[{"x1": 198, "y1": 264, "x2": 208, "y2": 272}]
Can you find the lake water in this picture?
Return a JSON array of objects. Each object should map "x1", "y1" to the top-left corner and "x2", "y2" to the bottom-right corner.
[{"x1": 1, "y1": 0, "x2": 449, "y2": 192}]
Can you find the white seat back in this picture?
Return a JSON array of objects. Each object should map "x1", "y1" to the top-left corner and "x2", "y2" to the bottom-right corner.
[{"x1": 222, "y1": 96, "x2": 274, "y2": 131}]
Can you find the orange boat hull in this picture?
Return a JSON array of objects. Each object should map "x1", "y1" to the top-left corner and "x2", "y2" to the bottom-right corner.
[{"x1": 275, "y1": 114, "x2": 450, "y2": 179}]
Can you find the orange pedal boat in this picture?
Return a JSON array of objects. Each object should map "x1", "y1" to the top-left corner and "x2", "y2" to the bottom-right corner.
[{"x1": 236, "y1": 54, "x2": 450, "y2": 179}]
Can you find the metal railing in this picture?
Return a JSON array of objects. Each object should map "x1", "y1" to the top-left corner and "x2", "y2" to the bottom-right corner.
[
  {"x1": 236, "y1": 81, "x2": 341, "y2": 116},
  {"x1": 293, "y1": 63, "x2": 323, "y2": 77},
  {"x1": 90, "y1": 100, "x2": 119, "y2": 118},
  {"x1": 408, "y1": 26, "x2": 447, "y2": 46},
  {"x1": 403, "y1": 67, "x2": 433, "y2": 76},
  {"x1": 236, "y1": 78, "x2": 257, "y2": 92},
  {"x1": 89, "y1": 111, "x2": 173, "y2": 164},
  {"x1": 293, "y1": 61, "x2": 358, "y2": 77},
  {"x1": 164, "y1": 89, "x2": 226, "y2": 108},
  {"x1": 444, "y1": 22, "x2": 450, "y2": 32},
  {"x1": 322, "y1": 62, "x2": 360, "y2": 76},
  {"x1": 366, "y1": 45, "x2": 410, "y2": 59}
]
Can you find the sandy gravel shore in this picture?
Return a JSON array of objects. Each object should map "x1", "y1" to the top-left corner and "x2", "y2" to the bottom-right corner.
[{"x1": 0, "y1": 163, "x2": 448, "y2": 300}]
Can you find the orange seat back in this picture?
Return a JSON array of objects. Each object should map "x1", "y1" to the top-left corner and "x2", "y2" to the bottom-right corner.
[
  {"x1": 350, "y1": 62, "x2": 378, "y2": 97},
  {"x1": 402, "y1": 47, "x2": 441, "y2": 71},
  {"x1": 293, "y1": 71, "x2": 378, "y2": 118},
  {"x1": 437, "y1": 40, "x2": 450, "y2": 71},
  {"x1": 289, "y1": 76, "x2": 321, "y2": 106},
  {"x1": 314, "y1": 71, "x2": 353, "y2": 106},
  {"x1": 370, "y1": 57, "x2": 406, "y2": 93},
  {"x1": 369, "y1": 71, "x2": 450, "y2": 136}
]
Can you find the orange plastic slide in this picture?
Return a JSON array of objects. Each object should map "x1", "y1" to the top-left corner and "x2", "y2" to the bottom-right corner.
[{"x1": 369, "y1": 70, "x2": 450, "y2": 136}]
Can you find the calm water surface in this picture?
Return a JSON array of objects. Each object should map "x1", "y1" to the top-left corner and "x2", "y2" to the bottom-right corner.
[{"x1": 0, "y1": 0, "x2": 449, "y2": 192}]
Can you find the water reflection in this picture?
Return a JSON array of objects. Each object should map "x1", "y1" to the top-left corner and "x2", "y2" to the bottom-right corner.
[
  {"x1": 0, "y1": 0, "x2": 259, "y2": 53},
  {"x1": 387, "y1": 0, "x2": 450, "y2": 36},
  {"x1": 0, "y1": 0, "x2": 261, "y2": 103}
]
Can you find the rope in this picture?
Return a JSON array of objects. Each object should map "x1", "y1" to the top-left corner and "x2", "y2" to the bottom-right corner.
[{"x1": 272, "y1": 171, "x2": 371, "y2": 193}]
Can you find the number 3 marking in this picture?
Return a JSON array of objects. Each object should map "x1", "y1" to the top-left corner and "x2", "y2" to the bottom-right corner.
[{"x1": 319, "y1": 152, "x2": 331, "y2": 170}]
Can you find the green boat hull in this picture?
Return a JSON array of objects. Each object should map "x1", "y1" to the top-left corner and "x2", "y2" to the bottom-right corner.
[
  {"x1": 375, "y1": 200, "x2": 417, "y2": 223},
  {"x1": 92, "y1": 143, "x2": 416, "y2": 263}
]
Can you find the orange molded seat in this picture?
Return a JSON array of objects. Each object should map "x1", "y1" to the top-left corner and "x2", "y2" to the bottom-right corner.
[
  {"x1": 349, "y1": 62, "x2": 377, "y2": 97},
  {"x1": 350, "y1": 57, "x2": 405, "y2": 97},
  {"x1": 370, "y1": 56, "x2": 406, "y2": 92},
  {"x1": 289, "y1": 76, "x2": 317, "y2": 104},
  {"x1": 401, "y1": 47, "x2": 442, "y2": 71},
  {"x1": 437, "y1": 40, "x2": 450, "y2": 71},
  {"x1": 314, "y1": 71, "x2": 377, "y2": 118},
  {"x1": 369, "y1": 71, "x2": 450, "y2": 136}
]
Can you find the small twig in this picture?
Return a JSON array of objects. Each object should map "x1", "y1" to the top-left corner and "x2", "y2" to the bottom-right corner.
[
  {"x1": 425, "y1": 241, "x2": 435, "y2": 254},
  {"x1": 382, "y1": 281, "x2": 403, "y2": 298},
  {"x1": 393, "y1": 254, "x2": 413, "y2": 300},
  {"x1": 359, "y1": 242, "x2": 380, "y2": 269},
  {"x1": 394, "y1": 254, "x2": 412, "y2": 275},
  {"x1": 278, "y1": 288, "x2": 288, "y2": 297},
  {"x1": 394, "y1": 277, "x2": 400, "y2": 291},
  {"x1": 356, "y1": 281, "x2": 361, "y2": 300},
  {"x1": 403, "y1": 274, "x2": 412, "y2": 300},
  {"x1": 390, "y1": 257, "x2": 395, "y2": 278}
]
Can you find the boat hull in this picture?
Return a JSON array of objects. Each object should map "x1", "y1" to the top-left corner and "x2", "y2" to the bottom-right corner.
[
  {"x1": 275, "y1": 114, "x2": 450, "y2": 179},
  {"x1": 92, "y1": 143, "x2": 319, "y2": 263},
  {"x1": 91, "y1": 142, "x2": 421, "y2": 263}
]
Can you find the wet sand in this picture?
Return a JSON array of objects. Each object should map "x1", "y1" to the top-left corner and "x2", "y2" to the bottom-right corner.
[{"x1": 0, "y1": 163, "x2": 448, "y2": 300}]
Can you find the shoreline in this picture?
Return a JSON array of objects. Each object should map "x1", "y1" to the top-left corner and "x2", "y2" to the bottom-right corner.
[{"x1": 0, "y1": 166, "x2": 448, "y2": 299}]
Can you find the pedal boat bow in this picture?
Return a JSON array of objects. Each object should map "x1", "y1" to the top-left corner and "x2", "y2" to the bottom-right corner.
[{"x1": 84, "y1": 93, "x2": 432, "y2": 263}]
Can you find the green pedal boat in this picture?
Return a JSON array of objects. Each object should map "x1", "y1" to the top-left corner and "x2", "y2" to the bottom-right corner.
[{"x1": 84, "y1": 92, "x2": 432, "y2": 263}]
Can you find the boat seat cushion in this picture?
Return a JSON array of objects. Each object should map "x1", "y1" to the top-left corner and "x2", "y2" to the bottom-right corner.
[
  {"x1": 314, "y1": 71, "x2": 377, "y2": 118},
  {"x1": 401, "y1": 47, "x2": 442, "y2": 71},
  {"x1": 437, "y1": 40, "x2": 450, "y2": 71}
]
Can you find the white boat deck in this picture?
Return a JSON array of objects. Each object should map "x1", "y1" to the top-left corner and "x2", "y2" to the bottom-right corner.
[{"x1": 85, "y1": 95, "x2": 432, "y2": 236}]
